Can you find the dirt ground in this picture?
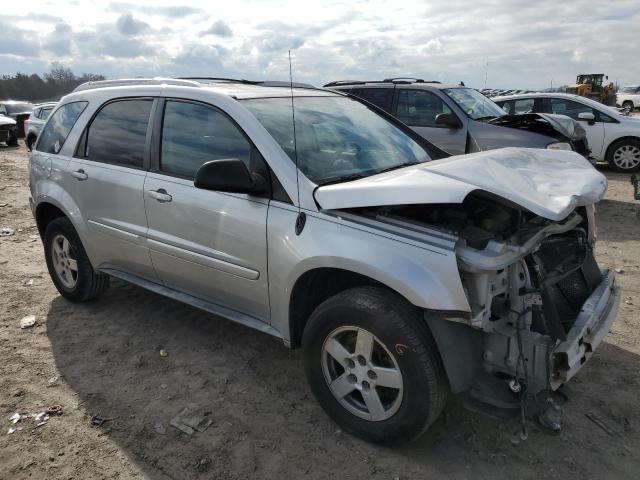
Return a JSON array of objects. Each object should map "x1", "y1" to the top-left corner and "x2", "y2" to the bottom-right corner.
[{"x1": 1, "y1": 143, "x2": 639, "y2": 480}]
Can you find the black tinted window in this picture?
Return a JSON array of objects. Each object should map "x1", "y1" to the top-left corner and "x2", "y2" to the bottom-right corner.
[
  {"x1": 35, "y1": 101, "x2": 87, "y2": 154},
  {"x1": 160, "y1": 101, "x2": 251, "y2": 178},
  {"x1": 396, "y1": 90, "x2": 451, "y2": 127},
  {"x1": 352, "y1": 88, "x2": 393, "y2": 112},
  {"x1": 84, "y1": 99, "x2": 152, "y2": 168}
]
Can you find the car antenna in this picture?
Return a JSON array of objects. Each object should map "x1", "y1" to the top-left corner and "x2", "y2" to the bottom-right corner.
[{"x1": 289, "y1": 49, "x2": 306, "y2": 235}]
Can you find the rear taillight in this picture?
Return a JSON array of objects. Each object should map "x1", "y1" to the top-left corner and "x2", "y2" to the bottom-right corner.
[{"x1": 24, "y1": 119, "x2": 29, "y2": 130}]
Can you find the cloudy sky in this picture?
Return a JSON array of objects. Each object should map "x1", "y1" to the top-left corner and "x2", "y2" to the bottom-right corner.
[{"x1": 3, "y1": 0, "x2": 640, "y2": 89}]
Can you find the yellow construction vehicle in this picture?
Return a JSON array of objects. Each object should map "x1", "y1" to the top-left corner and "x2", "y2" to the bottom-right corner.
[{"x1": 566, "y1": 74, "x2": 616, "y2": 105}]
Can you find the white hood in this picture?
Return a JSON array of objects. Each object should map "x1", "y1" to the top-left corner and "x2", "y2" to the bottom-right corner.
[
  {"x1": 0, "y1": 115, "x2": 16, "y2": 126},
  {"x1": 314, "y1": 148, "x2": 607, "y2": 221}
]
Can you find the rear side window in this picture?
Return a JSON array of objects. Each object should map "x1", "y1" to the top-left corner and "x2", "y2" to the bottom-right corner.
[
  {"x1": 82, "y1": 99, "x2": 152, "y2": 168},
  {"x1": 396, "y1": 90, "x2": 452, "y2": 127},
  {"x1": 352, "y1": 88, "x2": 393, "y2": 112},
  {"x1": 160, "y1": 100, "x2": 251, "y2": 178},
  {"x1": 35, "y1": 101, "x2": 87, "y2": 154}
]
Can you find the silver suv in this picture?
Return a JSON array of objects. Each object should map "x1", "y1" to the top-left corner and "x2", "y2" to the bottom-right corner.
[{"x1": 29, "y1": 78, "x2": 619, "y2": 444}]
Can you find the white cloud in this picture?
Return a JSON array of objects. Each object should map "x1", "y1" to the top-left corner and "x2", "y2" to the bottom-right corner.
[{"x1": 2, "y1": 0, "x2": 640, "y2": 89}]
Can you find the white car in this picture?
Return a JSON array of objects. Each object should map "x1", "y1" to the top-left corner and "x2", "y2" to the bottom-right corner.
[
  {"x1": 616, "y1": 86, "x2": 640, "y2": 115},
  {"x1": 494, "y1": 92, "x2": 640, "y2": 172}
]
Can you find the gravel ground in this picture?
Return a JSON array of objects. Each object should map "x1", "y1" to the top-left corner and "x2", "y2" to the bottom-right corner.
[{"x1": 1, "y1": 144, "x2": 639, "y2": 480}]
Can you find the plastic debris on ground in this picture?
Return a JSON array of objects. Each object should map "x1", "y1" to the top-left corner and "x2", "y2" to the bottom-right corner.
[
  {"x1": 159, "y1": 349, "x2": 169, "y2": 357},
  {"x1": 19, "y1": 315, "x2": 37, "y2": 329},
  {"x1": 91, "y1": 415, "x2": 118, "y2": 427},
  {"x1": 169, "y1": 404, "x2": 212, "y2": 435},
  {"x1": 1, "y1": 226, "x2": 15, "y2": 236},
  {"x1": 23, "y1": 278, "x2": 34, "y2": 286}
]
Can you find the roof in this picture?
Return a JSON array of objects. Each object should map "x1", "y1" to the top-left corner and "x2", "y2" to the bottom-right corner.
[
  {"x1": 492, "y1": 92, "x2": 589, "y2": 102},
  {"x1": 71, "y1": 77, "x2": 338, "y2": 100},
  {"x1": 324, "y1": 79, "x2": 461, "y2": 90}
]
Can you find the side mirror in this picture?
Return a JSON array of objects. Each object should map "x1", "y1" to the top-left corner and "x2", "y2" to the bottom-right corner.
[
  {"x1": 578, "y1": 112, "x2": 595, "y2": 121},
  {"x1": 435, "y1": 113, "x2": 462, "y2": 129},
  {"x1": 194, "y1": 158, "x2": 266, "y2": 194}
]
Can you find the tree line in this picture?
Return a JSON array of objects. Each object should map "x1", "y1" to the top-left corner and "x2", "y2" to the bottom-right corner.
[{"x1": 0, "y1": 63, "x2": 105, "y2": 102}]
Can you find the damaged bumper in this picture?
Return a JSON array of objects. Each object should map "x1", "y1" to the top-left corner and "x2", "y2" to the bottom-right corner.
[{"x1": 550, "y1": 270, "x2": 619, "y2": 389}]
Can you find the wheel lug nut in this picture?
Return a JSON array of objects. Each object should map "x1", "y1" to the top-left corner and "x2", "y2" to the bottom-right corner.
[
  {"x1": 345, "y1": 359, "x2": 355, "y2": 369},
  {"x1": 361, "y1": 381, "x2": 370, "y2": 391},
  {"x1": 357, "y1": 355, "x2": 367, "y2": 366},
  {"x1": 347, "y1": 374, "x2": 357, "y2": 384},
  {"x1": 367, "y1": 370, "x2": 377, "y2": 380}
]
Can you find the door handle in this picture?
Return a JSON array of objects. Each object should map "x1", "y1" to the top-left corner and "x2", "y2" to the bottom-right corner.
[
  {"x1": 147, "y1": 188, "x2": 172, "y2": 203},
  {"x1": 71, "y1": 169, "x2": 88, "y2": 181}
]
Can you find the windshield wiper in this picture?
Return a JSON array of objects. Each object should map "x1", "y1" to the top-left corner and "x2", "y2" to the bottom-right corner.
[
  {"x1": 475, "y1": 115, "x2": 497, "y2": 122},
  {"x1": 318, "y1": 163, "x2": 419, "y2": 187},
  {"x1": 317, "y1": 172, "x2": 369, "y2": 186}
]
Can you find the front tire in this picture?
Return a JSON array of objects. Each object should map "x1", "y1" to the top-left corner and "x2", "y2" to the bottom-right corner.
[
  {"x1": 44, "y1": 217, "x2": 109, "y2": 302},
  {"x1": 302, "y1": 287, "x2": 448, "y2": 445},
  {"x1": 622, "y1": 101, "x2": 634, "y2": 115},
  {"x1": 607, "y1": 138, "x2": 640, "y2": 172},
  {"x1": 25, "y1": 134, "x2": 36, "y2": 150},
  {"x1": 7, "y1": 132, "x2": 18, "y2": 147}
]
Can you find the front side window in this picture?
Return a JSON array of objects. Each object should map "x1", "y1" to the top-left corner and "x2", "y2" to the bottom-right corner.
[
  {"x1": 242, "y1": 95, "x2": 432, "y2": 185},
  {"x1": 549, "y1": 98, "x2": 594, "y2": 120},
  {"x1": 396, "y1": 90, "x2": 452, "y2": 127},
  {"x1": 352, "y1": 88, "x2": 393, "y2": 112},
  {"x1": 83, "y1": 99, "x2": 152, "y2": 168},
  {"x1": 35, "y1": 101, "x2": 87, "y2": 154},
  {"x1": 40, "y1": 107, "x2": 54, "y2": 120},
  {"x1": 443, "y1": 88, "x2": 506, "y2": 120},
  {"x1": 160, "y1": 100, "x2": 251, "y2": 178},
  {"x1": 513, "y1": 98, "x2": 535, "y2": 114}
]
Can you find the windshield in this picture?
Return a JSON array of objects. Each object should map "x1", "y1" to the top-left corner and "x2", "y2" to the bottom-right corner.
[
  {"x1": 5, "y1": 102, "x2": 34, "y2": 114},
  {"x1": 443, "y1": 88, "x2": 506, "y2": 120},
  {"x1": 242, "y1": 96, "x2": 431, "y2": 185}
]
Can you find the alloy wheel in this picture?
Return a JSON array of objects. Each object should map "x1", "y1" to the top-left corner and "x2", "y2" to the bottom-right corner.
[
  {"x1": 613, "y1": 144, "x2": 640, "y2": 170},
  {"x1": 321, "y1": 326, "x2": 403, "y2": 421},
  {"x1": 51, "y1": 234, "x2": 78, "y2": 289}
]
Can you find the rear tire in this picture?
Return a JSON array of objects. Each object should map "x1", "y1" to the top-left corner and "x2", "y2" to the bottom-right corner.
[
  {"x1": 606, "y1": 138, "x2": 640, "y2": 172},
  {"x1": 302, "y1": 286, "x2": 448, "y2": 445},
  {"x1": 44, "y1": 217, "x2": 109, "y2": 302}
]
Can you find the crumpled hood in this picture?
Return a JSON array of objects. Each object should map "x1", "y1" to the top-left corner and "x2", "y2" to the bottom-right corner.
[
  {"x1": 0, "y1": 115, "x2": 16, "y2": 126},
  {"x1": 488, "y1": 113, "x2": 586, "y2": 141},
  {"x1": 314, "y1": 148, "x2": 607, "y2": 222}
]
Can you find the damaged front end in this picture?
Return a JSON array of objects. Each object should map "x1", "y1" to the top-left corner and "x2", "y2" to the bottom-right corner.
[{"x1": 347, "y1": 193, "x2": 620, "y2": 419}]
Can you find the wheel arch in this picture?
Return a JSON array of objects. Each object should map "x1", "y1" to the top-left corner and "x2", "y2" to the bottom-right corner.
[
  {"x1": 35, "y1": 201, "x2": 68, "y2": 239},
  {"x1": 605, "y1": 135, "x2": 640, "y2": 161}
]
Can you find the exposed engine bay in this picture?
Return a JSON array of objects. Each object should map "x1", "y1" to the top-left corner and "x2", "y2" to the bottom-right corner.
[{"x1": 344, "y1": 193, "x2": 617, "y2": 422}]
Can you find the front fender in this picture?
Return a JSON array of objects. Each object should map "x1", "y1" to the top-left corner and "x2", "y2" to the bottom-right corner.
[{"x1": 266, "y1": 204, "x2": 470, "y2": 343}]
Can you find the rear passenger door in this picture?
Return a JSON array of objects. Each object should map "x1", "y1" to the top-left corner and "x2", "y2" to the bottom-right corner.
[
  {"x1": 143, "y1": 99, "x2": 271, "y2": 322},
  {"x1": 393, "y1": 89, "x2": 467, "y2": 155},
  {"x1": 68, "y1": 98, "x2": 157, "y2": 281},
  {"x1": 350, "y1": 87, "x2": 394, "y2": 113}
]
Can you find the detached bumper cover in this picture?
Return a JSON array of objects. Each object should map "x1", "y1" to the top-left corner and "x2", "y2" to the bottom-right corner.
[{"x1": 550, "y1": 270, "x2": 620, "y2": 389}]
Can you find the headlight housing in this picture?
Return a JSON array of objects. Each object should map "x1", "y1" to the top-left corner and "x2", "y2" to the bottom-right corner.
[{"x1": 547, "y1": 142, "x2": 572, "y2": 151}]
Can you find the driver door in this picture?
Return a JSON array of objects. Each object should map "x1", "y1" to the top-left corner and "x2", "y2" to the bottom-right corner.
[
  {"x1": 393, "y1": 89, "x2": 467, "y2": 155},
  {"x1": 143, "y1": 98, "x2": 271, "y2": 322}
]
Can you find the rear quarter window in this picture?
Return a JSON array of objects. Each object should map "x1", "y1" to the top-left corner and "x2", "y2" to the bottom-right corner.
[{"x1": 35, "y1": 101, "x2": 88, "y2": 154}]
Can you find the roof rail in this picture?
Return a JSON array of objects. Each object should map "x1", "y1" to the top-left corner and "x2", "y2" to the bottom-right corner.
[
  {"x1": 324, "y1": 78, "x2": 443, "y2": 88},
  {"x1": 179, "y1": 77, "x2": 317, "y2": 89},
  {"x1": 72, "y1": 77, "x2": 202, "y2": 93}
]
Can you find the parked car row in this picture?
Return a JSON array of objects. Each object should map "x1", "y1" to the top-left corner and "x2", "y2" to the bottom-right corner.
[
  {"x1": 29, "y1": 77, "x2": 619, "y2": 444},
  {"x1": 493, "y1": 92, "x2": 640, "y2": 172},
  {"x1": 25, "y1": 102, "x2": 56, "y2": 150},
  {"x1": 326, "y1": 79, "x2": 591, "y2": 160}
]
